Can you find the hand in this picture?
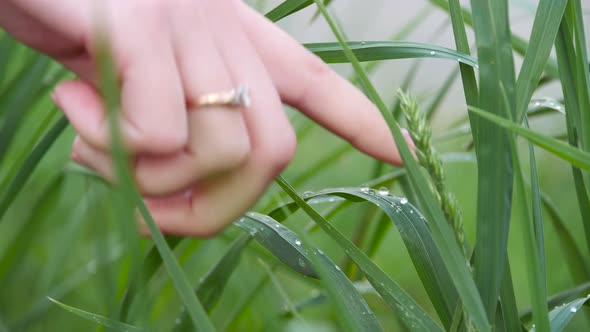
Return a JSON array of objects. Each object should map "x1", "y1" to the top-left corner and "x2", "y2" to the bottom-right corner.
[{"x1": 0, "y1": 0, "x2": 411, "y2": 236}]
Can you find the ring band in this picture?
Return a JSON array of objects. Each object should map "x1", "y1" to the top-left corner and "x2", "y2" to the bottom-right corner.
[{"x1": 197, "y1": 84, "x2": 251, "y2": 108}]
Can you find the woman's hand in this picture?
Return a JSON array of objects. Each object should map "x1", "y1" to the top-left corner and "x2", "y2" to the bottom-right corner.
[{"x1": 0, "y1": 0, "x2": 410, "y2": 236}]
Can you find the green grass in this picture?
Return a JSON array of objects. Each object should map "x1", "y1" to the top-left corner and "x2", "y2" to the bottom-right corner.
[{"x1": 0, "y1": 0, "x2": 589, "y2": 331}]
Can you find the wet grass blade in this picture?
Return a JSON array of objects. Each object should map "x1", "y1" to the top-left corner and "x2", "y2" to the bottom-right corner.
[
  {"x1": 530, "y1": 296, "x2": 590, "y2": 332},
  {"x1": 515, "y1": 0, "x2": 568, "y2": 122},
  {"x1": 235, "y1": 213, "x2": 318, "y2": 278},
  {"x1": 48, "y1": 298, "x2": 144, "y2": 332},
  {"x1": 276, "y1": 177, "x2": 444, "y2": 332},
  {"x1": 305, "y1": 41, "x2": 477, "y2": 68},
  {"x1": 468, "y1": 106, "x2": 590, "y2": 170},
  {"x1": 311, "y1": 1, "x2": 488, "y2": 329},
  {"x1": 521, "y1": 282, "x2": 590, "y2": 324},
  {"x1": 303, "y1": 236, "x2": 384, "y2": 332},
  {"x1": 306, "y1": 187, "x2": 458, "y2": 327}
]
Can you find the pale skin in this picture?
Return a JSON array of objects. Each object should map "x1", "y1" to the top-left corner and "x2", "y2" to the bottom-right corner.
[{"x1": 0, "y1": 0, "x2": 412, "y2": 236}]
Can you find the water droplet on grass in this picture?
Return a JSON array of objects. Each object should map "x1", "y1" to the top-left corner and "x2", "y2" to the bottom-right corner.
[
  {"x1": 303, "y1": 191, "x2": 314, "y2": 198},
  {"x1": 295, "y1": 239, "x2": 301, "y2": 246},
  {"x1": 570, "y1": 307, "x2": 578, "y2": 313},
  {"x1": 378, "y1": 187, "x2": 389, "y2": 195},
  {"x1": 430, "y1": 51, "x2": 436, "y2": 55},
  {"x1": 298, "y1": 258, "x2": 306, "y2": 267},
  {"x1": 400, "y1": 198, "x2": 408, "y2": 204},
  {"x1": 360, "y1": 186, "x2": 370, "y2": 193}
]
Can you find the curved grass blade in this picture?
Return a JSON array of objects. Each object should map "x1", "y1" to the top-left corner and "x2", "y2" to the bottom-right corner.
[
  {"x1": 468, "y1": 106, "x2": 590, "y2": 170},
  {"x1": 311, "y1": 2, "x2": 488, "y2": 329},
  {"x1": 530, "y1": 296, "x2": 590, "y2": 332},
  {"x1": 292, "y1": 186, "x2": 457, "y2": 328},
  {"x1": 520, "y1": 281, "x2": 590, "y2": 323},
  {"x1": 304, "y1": 239, "x2": 384, "y2": 332},
  {"x1": 276, "y1": 177, "x2": 444, "y2": 332},
  {"x1": 47, "y1": 298, "x2": 144, "y2": 332},
  {"x1": 235, "y1": 213, "x2": 318, "y2": 278},
  {"x1": 265, "y1": 0, "x2": 312, "y2": 22},
  {"x1": 0, "y1": 115, "x2": 68, "y2": 222},
  {"x1": 305, "y1": 41, "x2": 478, "y2": 68}
]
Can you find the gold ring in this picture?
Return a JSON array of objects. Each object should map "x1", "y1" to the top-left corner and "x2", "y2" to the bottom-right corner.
[{"x1": 197, "y1": 84, "x2": 251, "y2": 108}]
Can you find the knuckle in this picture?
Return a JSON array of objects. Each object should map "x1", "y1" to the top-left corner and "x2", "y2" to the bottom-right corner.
[
  {"x1": 133, "y1": 129, "x2": 188, "y2": 154},
  {"x1": 206, "y1": 136, "x2": 251, "y2": 170},
  {"x1": 259, "y1": 127, "x2": 296, "y2": 175},
  {"x1": 292, "y1": 53, "x2": 332, "y2": 106}
]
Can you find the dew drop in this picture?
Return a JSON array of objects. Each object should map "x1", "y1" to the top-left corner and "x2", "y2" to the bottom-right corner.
[
  {"x1": 360, "y1": 186, "x2": 370, "y2": 193},
  {"x1": 360, "y1": 41, "x2": 367, "y2": 46},
  {"x1": 570, "y1": 307, "x2": 578, "y2": 313},
  {"x1": 335, "y1": 265, "x2": 341, "y2": 271},
  {"x1": 400, "y1": 197, "x2": 408, "y2": 205},
  {"x1": 249, "y1": 229, "x2": 258, "y2": 236},
  {"x1": 378, "y1": 187, "x2": 390, "y2": 195},
  {"x1": 430, "y1": 51, "x2": 436, "y2": 56},
  {"x1": 303, "y1": 191, "x2": 314, "y2": 198},
  {"x1": 86, "y1": 260, "x2": 97, "y2": 274},
  {"x1": 295, "y1": 239, "x2": 301, "y2": 246},
  {"x1": 298, "y1": 258, "x2": 306, "y2": 267},
  {"x1": 274, "y1": 223, "x2": 281, "y2": 228}
]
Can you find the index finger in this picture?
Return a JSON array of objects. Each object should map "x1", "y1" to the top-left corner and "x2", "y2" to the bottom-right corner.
[{"x1": 238, "y1": 4, "x2": 409, "y2": 166}]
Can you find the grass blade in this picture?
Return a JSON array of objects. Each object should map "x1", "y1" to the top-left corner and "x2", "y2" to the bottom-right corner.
[
  {"x1": 311, "y1": 1, "x2": 489, "y2": 329},
  {"x1": 531, "y1": 296, "x2": 590, "y2": 332},
  {"x1": 174, "y1": 235, "x2": 250, "y2": 332},
  {"x1": 265, "y1": 0, "x2": 312, "y2": 22},
  {"x1": 48, "y1": 298, "x2": 144, "y2": 332},
  {"x1": 117, "y1": 237, "x2": 183, "y2": 322},
  {"x1": 96, "y1": 35, "x2": 216, "y2": 332},
  {"x1": 303, "y1": 237, "x2": 384, "y2": 332},
  {"x1": 0, "y1": 115, "x2": 68, "y2": 222},
  {"x1": 469, "y1": 0, "x2": 517, "y2": 320},
  {"x1": 305, "y1": 41, "x2": 478, "y2": 68},
  {"x1": 276, "y1": 177, "x2": 445, "y2": 332},
  {"x1": 235, "y1": 212, "x2": 318, "y2": 278},
  {"x1": 515, "y1": 0, "x2": 568, "y2": 122},
  {"x1": 468, "y1": 106, "x2": 590, "y2": 170}
]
